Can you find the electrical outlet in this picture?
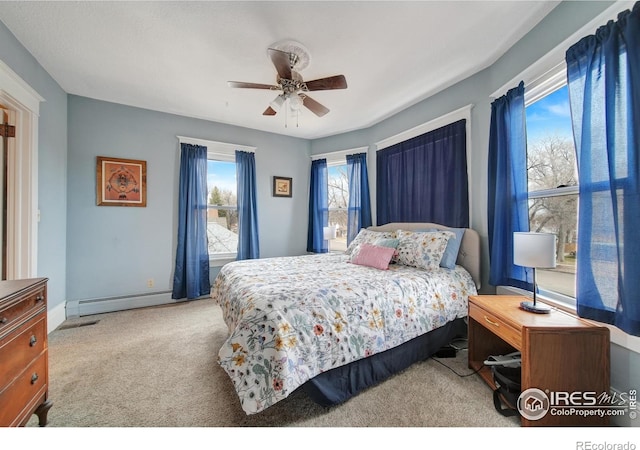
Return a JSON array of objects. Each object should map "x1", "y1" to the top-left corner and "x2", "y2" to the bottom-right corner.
[{"x1": 147, "y1": 279, "x2": 154, "y2": 288}]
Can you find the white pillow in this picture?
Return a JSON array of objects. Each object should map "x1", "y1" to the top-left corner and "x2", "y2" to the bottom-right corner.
[{"x1": 395, "y1": 230, "x2": 453, "y2": 270}]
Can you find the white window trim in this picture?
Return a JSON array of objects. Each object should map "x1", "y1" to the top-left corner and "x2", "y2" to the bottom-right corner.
[
  {"x1": 311, "y1": 146, "x2": 368, "y2": 166},
  {"x1": 374, "y1": 104, "x2": 472, "y2": 151},
  {"x1": 176, "y1": 135, "x2": 256, "y2": 162},
  {"x1": 528, "y1": 185, "x2": 578, "y2": 198},
  {"x1": 491, "y1": 0, "x2": 635, "y2": 100}
]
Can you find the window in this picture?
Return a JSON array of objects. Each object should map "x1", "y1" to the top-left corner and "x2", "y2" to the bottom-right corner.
[
  {"x1": 525, "y1": 82, "x2": 578, "y2": 302},
  {"x1": 178, "y1": 136, "x2": 255, "y2": 262},
  {"x1": 207, "y1": 159, "x2": 238, "y2": 259},
  {"x1": 313, "y1": 147, "x2": 366, "y2": 252},
  {"x1": 327, "y1": 164, "x2": 348, "y2": 252}
]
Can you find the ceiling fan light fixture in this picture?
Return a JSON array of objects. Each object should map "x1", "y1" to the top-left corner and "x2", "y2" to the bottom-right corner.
[
  {"x1": 269, "y1": 95, "x2": 285, "y2": 112},
  {"x1": 228, "y1": 40, "x2": 347, "y2": 124},
  {"x1": 288, "y1": 94, "x2": 303, "y2": 111}
]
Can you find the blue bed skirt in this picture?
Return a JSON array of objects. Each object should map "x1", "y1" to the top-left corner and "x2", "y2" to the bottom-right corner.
[{"x1": 302, "y1": 317, "x2": 467, "y2": 406}]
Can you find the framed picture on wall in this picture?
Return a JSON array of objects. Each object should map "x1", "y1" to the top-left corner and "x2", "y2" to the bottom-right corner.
[
  {"x1": 96, "y1": 156, "x2": 147, "y2": 207},
  {"x1": 273, "y1": 176, "x2": 292, "y2": 198}
]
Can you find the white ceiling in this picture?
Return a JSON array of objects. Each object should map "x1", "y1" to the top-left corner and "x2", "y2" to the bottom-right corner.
[{"x1": 0, "y1": 1, "x2": 559, "y2": 139}]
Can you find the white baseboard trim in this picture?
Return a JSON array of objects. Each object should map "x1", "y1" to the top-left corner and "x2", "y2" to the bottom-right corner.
[
  {"x1": 47, "y1": 301, "x2": 67, "y2": 334},
  {"x1": 66, "y1": 291, "x2": 179, "y2": 318}
]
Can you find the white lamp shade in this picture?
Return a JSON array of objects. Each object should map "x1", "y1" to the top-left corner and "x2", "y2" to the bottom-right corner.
[
  {"x1": 513, "y1": 232, "x2": 557, "y2": 268},
  {"x1": 323, "y1": 225, "x2": 337, "y2": 240}
]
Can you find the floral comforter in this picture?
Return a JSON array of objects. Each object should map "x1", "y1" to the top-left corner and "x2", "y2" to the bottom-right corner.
[{"x1": 211, "y1": 253, "x2": 477, "y2": 414}]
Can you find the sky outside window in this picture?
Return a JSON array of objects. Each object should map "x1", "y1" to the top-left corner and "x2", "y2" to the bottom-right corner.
[
  {"x1": 207, "y1": 160, "x2": 236, "y2": 201},
  {"x1": 526, "y1": 85, "x2": 574, "y2": 147}
]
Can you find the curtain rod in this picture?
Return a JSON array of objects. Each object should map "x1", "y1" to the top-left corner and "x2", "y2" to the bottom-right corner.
[
  {"x1": 176, "y1": 135, "x2": 256, "y2": 153},
  {"x1": 311, "y1": 146, "x2": 369, "y2": 161}
]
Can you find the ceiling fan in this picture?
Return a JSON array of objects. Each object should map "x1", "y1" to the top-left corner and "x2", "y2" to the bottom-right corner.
[{"x1": 228, "y1": 41, "x2": 347, "y2": 119}]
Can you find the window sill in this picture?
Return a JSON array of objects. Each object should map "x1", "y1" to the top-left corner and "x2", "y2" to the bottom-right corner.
[
  {"x1": 209, "y1": 256, "x2": 236, "y2": 267},
  {"x1": 496, "y1": 285, "x2": 640, "y2": 355}
]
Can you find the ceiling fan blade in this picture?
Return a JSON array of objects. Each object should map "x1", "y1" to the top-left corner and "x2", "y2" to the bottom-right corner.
[
  {"x1": 268, "y1": 48, "x2": 292, "y2": 80},
  {"x1": 304, "y1": 75, "x2": 348, "y2": 91},
  {"x1": 228, "y1": 81, "x2": 278, "y2": 90},
  {"x1": 302, "y1": 95, "x2": 330, "y2": 117},
  {"x1": 263, "y1": 106, "x2": 277, "y2": 116}
]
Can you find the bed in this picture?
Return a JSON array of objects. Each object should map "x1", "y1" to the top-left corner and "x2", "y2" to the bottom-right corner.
[{"x1": 210, "y1": 222, "x2": 480, "y2": 415}]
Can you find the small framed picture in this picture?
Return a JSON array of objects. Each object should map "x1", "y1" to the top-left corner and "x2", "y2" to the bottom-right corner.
[
  {"x1": 96, "y1": 156, "x2": 147, "y2": 207},
  {"x1": 273, "y1": 176, "x2": 292, "y2": 198}
]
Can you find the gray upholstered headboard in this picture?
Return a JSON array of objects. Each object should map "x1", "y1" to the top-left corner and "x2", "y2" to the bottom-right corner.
[{"x1": 368, "y1": 222, "x2": 481, "y2": 290}]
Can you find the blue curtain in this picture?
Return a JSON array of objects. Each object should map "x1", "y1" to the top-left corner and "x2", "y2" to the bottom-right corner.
[
  {"x1": 172, "y1": 143, "x2": 210, "y2": 299},
  {"x1": 236, "y1": 150, "x2": 260, "y2": 260},
  {"x1": 376, "y1": 119, "x2": 468, "y2": 227},
  {"x1": 346, "y1": 153, "x2": 372, "y2": 245},
  {"x1": 307, "y1": 158, "x2": 328, "y2": 253},
  {"x1": 487, "y1": 81, "x2": 532, "y2": 290},
  {"x1": 566, "y1": 3, "x2": 640, "y2": 336}
]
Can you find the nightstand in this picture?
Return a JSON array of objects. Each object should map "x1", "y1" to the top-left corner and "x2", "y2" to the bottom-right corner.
[{"x1": 468, "y1": 295, "x2": 610, "y2": 426}]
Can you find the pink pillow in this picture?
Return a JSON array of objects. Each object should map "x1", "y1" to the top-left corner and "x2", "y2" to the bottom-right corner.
[{"x1": 349, "y1": 243, "x2": 396, "y2": 270}]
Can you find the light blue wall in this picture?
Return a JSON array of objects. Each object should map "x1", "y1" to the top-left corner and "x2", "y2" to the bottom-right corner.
[
  {"x1": 0, "y1": 20, "x2": 68, "y2": 317},
  {"x1": 66, "y1": 95, "x2": 310, "y2": 302}
]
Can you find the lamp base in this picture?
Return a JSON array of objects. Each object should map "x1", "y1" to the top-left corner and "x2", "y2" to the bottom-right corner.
[{"x1": 520, "y1": 300, "x2": 551, "y2": 314}]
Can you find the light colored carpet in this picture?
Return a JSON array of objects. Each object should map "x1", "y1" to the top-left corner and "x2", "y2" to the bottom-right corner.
[{"x1": 27, "y1": 298, "x2": 520, "y2": 427}]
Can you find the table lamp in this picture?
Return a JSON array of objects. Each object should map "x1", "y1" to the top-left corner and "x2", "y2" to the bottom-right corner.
[{"x1": 513, "y1": 232, "x2": 557, "y2": 314}]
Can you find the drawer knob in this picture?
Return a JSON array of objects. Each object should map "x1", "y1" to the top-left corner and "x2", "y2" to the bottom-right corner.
[
  {"x1": 484, "y1": 316, "x2": 500, "y2": 327},
  {"x1": 36, "y1": 295, "x2": 44, "y2": 303},
  {"x1": 0, "y1": 317, "x2": 7, "y2": 325},
  {"x1": 30, "y1": 335, "x2": 37, "y2": 347},
  {"x1": 31, "y1": 373, "x2": 39, "y2": 384}
]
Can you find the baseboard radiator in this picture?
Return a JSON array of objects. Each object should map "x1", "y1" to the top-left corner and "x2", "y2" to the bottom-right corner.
[{"x1": 66, "y1": 291, "x2": 178, "y2": 317}]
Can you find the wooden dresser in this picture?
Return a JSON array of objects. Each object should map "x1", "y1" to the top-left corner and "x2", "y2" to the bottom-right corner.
[
  {"x1": 0, "y1": 278, "x2": 52, "y2": 426},
  {"x1": 468, "y1": 295, "x2": 610, "y2": 426}
]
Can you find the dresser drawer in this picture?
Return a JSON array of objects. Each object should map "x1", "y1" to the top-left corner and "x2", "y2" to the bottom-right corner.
[
  {"x1": 469, "y1": 302, "x2": 521, "y2": 350},
  {"x1": 0, "y1": 314, "x2": 47, "y2": 389},
  {"x1": 0, "y1": 352, "x2": 48, "y2": 426},
  {"x1": 0, "y1": 285, "x2": 46, "y2": 338}
]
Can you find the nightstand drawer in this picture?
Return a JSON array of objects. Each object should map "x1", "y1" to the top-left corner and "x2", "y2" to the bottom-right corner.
[{"x1": 469, "y1": 302, "x2": 521, "y2": 350}]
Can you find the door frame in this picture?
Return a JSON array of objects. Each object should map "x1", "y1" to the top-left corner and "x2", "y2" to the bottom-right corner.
[{"x1": 0, "y1": 59, "x2": 43, "y2": 279}]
